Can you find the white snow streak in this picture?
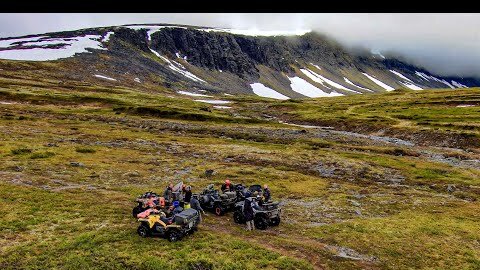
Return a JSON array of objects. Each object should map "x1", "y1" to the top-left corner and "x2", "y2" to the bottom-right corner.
[
  {"x1": 177, "y1": 90, "x2": 212, "y2": 97},
  {"x1": 288, "y1": 76, "x2": 344, "y2": 98},
  {"x1": 301, "y1": 69, "x2": 360, "y2": 93},
  {"x1": 150, "y1": 49, "x2": 205, "y2": 83},
  {"x1": 452, "y1": 81, "x2": 468, "y2": 88},
  {"x1": 400, "y1": 82, "x2": 423, "y2": 90},
  {"x1": 94, "y1": 74, "x2": 117, "y2": 81},
  {"x1": 250, "y1": 83, "x2": 289, "y2": 100},
  {"x1": 194, "y1": 99, "x2": 231, "y2": 104},
  {"x1": 363, "y1": 73, "x2": 395, "y2": 91},
  {"x1": 213, "y1": 105, "x2": 232, "y2": 109},
  {"x1": 389, "y1": 70, "x2": 413, "y2": 82},
  {"x1": 343, "y1": 77, "x2": 373, "y2": 92},
  {"x1": 415, "y1": 71, "x2": 455, "y2": 89},
  {"x1": 102, "y1": 32, "x2": 114, "y2": 42}
]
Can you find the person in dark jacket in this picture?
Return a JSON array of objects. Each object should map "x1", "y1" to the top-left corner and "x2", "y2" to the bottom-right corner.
[
  {"x1": 243, "y1": 192, "x2": 255, "y2": 231},
  {"x1": 263, "y1": 184, "x2": 271, "y2": 202},
  {"x1": 184, "y1": 185, "x2": 192, "y2": 203},
  {"x1": 190, "y1": 194, "x2": 205, "y2": 222}
]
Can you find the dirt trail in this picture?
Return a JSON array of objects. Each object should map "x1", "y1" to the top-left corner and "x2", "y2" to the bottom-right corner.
[{"x1": 202, "y1": 215, "x2": 380, "y2": 270}]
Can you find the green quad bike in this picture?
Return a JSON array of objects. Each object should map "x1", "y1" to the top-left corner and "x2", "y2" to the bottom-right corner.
[
  {"x1": 137, "y1": 208, "x2": 200, "y2": 242},
  {"x1": 233, "y1": 199, "x2": 281, "y2": 230}
]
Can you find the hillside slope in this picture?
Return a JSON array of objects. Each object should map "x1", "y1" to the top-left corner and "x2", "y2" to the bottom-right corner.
[{"x1": 0, "y1": 24, "x2": 478, "y2": 100}]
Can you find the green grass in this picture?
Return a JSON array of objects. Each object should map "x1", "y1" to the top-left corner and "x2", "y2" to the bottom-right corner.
[{"x1": 0, "y1": 73, "x2": 479, "y2": 269}]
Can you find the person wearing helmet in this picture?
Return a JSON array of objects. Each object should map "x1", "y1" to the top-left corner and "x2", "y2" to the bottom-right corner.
[
  {"x1": 221, "y1": 179, "x2": 233, "y2": 192},
  {"x1": 190, "y1": 193, "x2": 205, "y2": 222},
  {"x1": 171, "y1": 200, "x2": 183, "y2": 215},
  {"x1": 263, "y1": 184, "x2": 271, "y2": 203}
]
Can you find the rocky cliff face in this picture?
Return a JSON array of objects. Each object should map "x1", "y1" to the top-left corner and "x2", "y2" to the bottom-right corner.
[{"x1": 0, "y1": 24, "x2": 479, "y2": 99}]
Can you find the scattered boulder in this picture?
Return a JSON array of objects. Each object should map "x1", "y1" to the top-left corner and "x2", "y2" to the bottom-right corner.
[
  {"x1": 205, "y1": 169, "x2": 214, "y2": 177},
  {"x1": 70, "y1": 162, "x2": 85, "y2": 167},
  {"x1": 123, "y1": 171, "x2": 141, "y2": 177},
  {"x1": 447, "y1": 184, "x2": 456, "y2": 193}
]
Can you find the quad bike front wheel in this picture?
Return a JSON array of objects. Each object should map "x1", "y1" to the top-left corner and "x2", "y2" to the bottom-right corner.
[
  {"x1": 269, "y1": 216, "x2": 281, "y2": 226},
  {"x1": 137, "y1": 224, "x2": 150, "y2": 238},
  {"x1": 168, "y1": 230, "x2": 182, "y2": 242},
  {"x1": 254, "y1": 216, "x2": 269, "y2": 230},
  {"x1": 233, "y1": 210, "x2": 245, "y2": 224}
]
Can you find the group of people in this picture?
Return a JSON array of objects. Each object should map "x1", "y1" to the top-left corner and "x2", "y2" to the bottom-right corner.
[
  {"x1": 136, "y1": 179, "x2": 273, "y2": 231},
  {"x1": 221, "y1": 179, "x2": 272, "y2": 231},
  {"x1": 136, "y1": 183, "x2": 206, "y2": 223}
]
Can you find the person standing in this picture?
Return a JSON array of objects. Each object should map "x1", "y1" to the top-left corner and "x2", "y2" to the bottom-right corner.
[
  {"x1": 163, "y1": 183, "x2": 173, "y2": 205},
  {"x1": 263, "y1": 184, "x2": 271, "y2": 203},
  {"x1": 243, "y1": 192, "x2": 254, "y2": 231},
  {"x1": 190, "y1": 194, "x2": 205, "y2": 223}
]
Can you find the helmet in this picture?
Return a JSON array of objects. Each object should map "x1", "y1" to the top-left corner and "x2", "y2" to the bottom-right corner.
[
  {"x1": 186, "y1": 185, "x2": 191, "y2": 191},
  {"x1": 225, "y1": 179, "x2": 231, "y2": 185},
  {"x1": 173, "y1": 201, "x2": 180, "y2": 207},
  {"x1": 245, "y1": 191, "x2": 252, "y2": 198}
]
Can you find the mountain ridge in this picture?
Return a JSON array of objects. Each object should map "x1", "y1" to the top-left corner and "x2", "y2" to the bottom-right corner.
[{"x1": 0, "y1": 23, "x2": 478, "y2": 99}]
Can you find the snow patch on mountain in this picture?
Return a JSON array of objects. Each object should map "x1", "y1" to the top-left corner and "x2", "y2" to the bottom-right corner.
[
  {"x1": 415, "y1": 71, "x2": 455, "y2": 89},
  {"x1": 213, "y1": 105, "x2": 232, "y2": 109},
  {"x1": 452, "y1": 81, "x2": 467, "y2": 88},
  {"x1": 288, "y1": 76, "x2": 344, "y2": 98},
  {"x1": 389, "y1": 70, "x2": 413, "y2": 82},
  {"x1": 400, "y1": 82, "x2": 423, "y2": 90},
  {"x1": 343, "y1": 78, "x2": 373, "y2": 92},
  {"x1": 94, "y1": 74, "x2": 117, "y2": 81},
  {"x1": 302, "y1": 69, "x2": 360, "y2": 93},
  {"x1": 250, "y1": 83, "x2": 289, "y2": 100},
  {"x1": 150, "y1": 49, "x2": 205, "y2": 83},
  {"x1": 194, "y1": 99, "x2": 231, "y2": 104},
  {"x1": 134, "y1": 77, "x2": 141, "y2": 83},
  {"x1": 299, "y1": 69, "x2": 330, "y2": 89},
  {"x1": 0, "y1": 35, "x2": 106, "y2": 61},
  {"x1": 102, "y1": 32, "x2": 114, "y2": 43},
  {"x1": 177, "y1": 90, "x2": 212, "y2": 97},
  {"x1": 363, "y1": 73, "x2": 395, "y2": 91}
]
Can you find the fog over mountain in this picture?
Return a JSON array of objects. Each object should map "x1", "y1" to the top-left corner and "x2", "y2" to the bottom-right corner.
[{"x1": 1, "y1": 13, "x2": 479, "y2": 78}]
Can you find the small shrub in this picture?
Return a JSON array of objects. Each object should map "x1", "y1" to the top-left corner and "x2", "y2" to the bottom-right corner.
[
  {"x1": 75, "y1": 147, "x2": 96, "y2": 153},
  {"x1": 11, "y1": 148, "x2": 32, "y2": 155},
  {"x1": 30, "y1": 151, "x2": 55, "y2": 159}
]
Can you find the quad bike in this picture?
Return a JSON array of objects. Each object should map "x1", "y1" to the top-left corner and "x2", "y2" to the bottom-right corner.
[
  {"x1": 235, "y1": 184, "x2": 264, "y2": 202},
  {"x1": 137, "y1": 208, "x2": 200, "y2": 242},
  {"x1": 233, "y1": 199, "x2": 281, "y2": 230},
  {"x1": 199, "y1": 184, "x2": 238, "y2": 216},
  {"x1": 132, "y1": 191, "x2": 161, "y2": 218}
]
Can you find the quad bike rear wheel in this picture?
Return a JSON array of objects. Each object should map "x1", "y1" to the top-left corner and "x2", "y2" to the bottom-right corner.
[
  {"x1": 132, "y1": 206, "x2": 143, "y2": 218},
  {"x1": 214, "y1": 204, "x2": 225, "y2": 216},
  {"x1": 137, "y1": 224, "x2": 150, "y2": 238},
  {"x1": 254, "y1": 215, "x2": 269, "y2": 230}
]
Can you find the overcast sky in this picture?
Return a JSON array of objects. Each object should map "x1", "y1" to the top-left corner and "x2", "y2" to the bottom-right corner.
[{"x1": 1, "y1": 13, "x2": 479, "y2": 78}]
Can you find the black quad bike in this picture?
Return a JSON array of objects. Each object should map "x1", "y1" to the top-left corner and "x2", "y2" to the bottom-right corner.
[
  {"x1": 199, "y1": 184, "x2": 238, "y2": 216},
  {"x1": 235, "y1": 184, "x2": 264, "y2": 201},
  {"x1": 137, "y1": 208, "x2": 200, "y2": 242},
  {"x1": 233, "y1": 199, "x2": 281, "y2": 230}
]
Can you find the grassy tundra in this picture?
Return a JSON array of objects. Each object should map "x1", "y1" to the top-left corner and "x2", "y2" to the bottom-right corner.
[{"x1": 0, "y1": 69, "x2": 479, "y2": 269}]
